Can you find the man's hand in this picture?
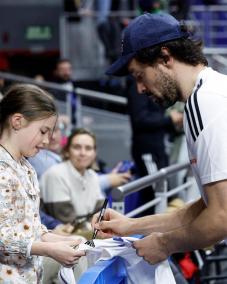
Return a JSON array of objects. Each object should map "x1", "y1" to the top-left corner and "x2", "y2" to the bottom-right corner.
[
  {"x1": 133, "y1": 233, "x2": 169, "y2": 265},
  {"x1": 91, "y1": 208, "x2": 135, "y2": 238}
]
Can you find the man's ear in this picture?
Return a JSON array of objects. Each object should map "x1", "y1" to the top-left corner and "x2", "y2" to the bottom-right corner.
[
  {"x1": 10, "y1": 113, "x2": 24, "y2": 130},
  {"x1": 159, "y1": 47, "x2": 173, "y2": 66}
]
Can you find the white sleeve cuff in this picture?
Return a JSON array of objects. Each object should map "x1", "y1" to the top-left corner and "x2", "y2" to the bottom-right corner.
[{"x1": 26, "y1": 241, "x2": 33, "y2": 258}]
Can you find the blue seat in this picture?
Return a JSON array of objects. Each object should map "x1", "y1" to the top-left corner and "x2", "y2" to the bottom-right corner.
[{"x1": 78, "y1": 256, "x2": 127, "y2": 284}]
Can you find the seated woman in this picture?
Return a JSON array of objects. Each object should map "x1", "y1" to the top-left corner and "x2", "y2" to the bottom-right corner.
[{"x1": 40, "y1": 128, "x2": 104, "y2": 224}]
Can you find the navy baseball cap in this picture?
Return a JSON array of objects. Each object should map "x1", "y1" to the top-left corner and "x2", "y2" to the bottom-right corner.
[{"x1": 106, "y1": 13, "x2": 189, "y2": 76}]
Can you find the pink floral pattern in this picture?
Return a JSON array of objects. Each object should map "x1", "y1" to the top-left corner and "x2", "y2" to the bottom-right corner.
[{"x1": 0, "y1": 147, "x2": 48, "y2": 283}]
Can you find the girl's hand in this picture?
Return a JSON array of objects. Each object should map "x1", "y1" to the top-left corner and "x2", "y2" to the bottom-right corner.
[{"x1": 47, "y1": 240, "x2": 85, "y2": 267}]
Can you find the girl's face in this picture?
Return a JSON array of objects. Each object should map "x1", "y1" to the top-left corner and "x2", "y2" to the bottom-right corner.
[
  {"x1": 18, "y1": 115, "x2": 57, "y2": 158},
  {"x1": 67, "y1": 134, "x2": 96, "y2": 175}
]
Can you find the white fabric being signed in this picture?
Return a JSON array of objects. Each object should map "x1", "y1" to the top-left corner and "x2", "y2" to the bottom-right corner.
[{"x1": 58, "y1": 237, "x2": 176, "y2": 284}]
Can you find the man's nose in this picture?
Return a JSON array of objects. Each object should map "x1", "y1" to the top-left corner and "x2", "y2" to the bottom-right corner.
[{"x1": 137, "y1": 82, "x2": 147, "y2": 94}]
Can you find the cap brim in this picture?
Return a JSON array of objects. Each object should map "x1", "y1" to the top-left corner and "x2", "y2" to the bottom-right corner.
[{"x1": 106, "y1": 53, "x2": 135, "y2": 76}]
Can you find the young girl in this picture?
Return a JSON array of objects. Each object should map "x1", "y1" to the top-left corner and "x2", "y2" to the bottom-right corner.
[{"x1": 0, "y1": 84, "x2": 85, "y2": 283}]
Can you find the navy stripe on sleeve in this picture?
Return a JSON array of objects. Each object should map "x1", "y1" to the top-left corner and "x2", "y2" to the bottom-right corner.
[{"x1": 184, "y1": 79, "x2": 203, "y2": 142}]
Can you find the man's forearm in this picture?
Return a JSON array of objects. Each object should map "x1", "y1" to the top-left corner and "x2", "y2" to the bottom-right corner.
[
  {"x1": 176, "y1": 197, "x2": 205, "y2": 227},
  {"x1": 130, "y1": 198, "x2": 204, "y2": 236},
  {"x1": 130, "y1": 211, "x2": 180, "y2": 236},
  {"x1": 164, "y1": 204, "x2": 227, "y2": 255}
]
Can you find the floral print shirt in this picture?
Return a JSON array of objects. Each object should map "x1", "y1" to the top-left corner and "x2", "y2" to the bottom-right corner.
[{"x1": 0, "y1": 147, "x2": 48, "y2": 284}]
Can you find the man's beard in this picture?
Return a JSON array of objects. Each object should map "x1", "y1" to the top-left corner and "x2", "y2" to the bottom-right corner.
[{"x1": 147, "y1": 70, "x2": 181, "y2": 109}]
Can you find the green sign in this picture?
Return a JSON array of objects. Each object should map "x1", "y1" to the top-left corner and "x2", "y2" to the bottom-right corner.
[{"x1": 25, "y1": 26, "x2": 52, "y2": 40}]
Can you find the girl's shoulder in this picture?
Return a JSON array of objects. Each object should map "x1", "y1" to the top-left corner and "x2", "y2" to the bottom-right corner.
[{"x1": 0, "y1": 160, "x2": 16, "y2": 183}]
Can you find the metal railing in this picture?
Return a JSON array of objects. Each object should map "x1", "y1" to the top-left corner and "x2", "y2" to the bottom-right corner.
[
  {"x1": 0, "y1": 71, "x2": 127, "y2": 124},
  {"x1": 59, "y1": 5, "x2": 227, "y2": 80},
  {"x1": 189, "y1": 5, "x2": 227, "y2": 47},
  {"x1": 0, "y1": 71, "x2": 126, "y2": 105},
  {"x1": 111, "y1": 162, "x2": 199, "y2": 217},
  {"x1": 0, "y1": 71, "x2": 131, "y2": 167}
]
